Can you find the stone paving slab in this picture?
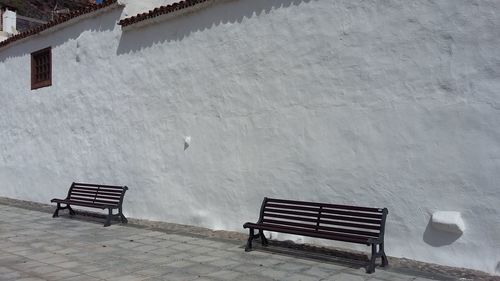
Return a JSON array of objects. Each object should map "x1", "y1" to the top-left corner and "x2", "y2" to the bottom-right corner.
[{"x1": 0, "y1": 199, "x2": 498, "y2": 281}]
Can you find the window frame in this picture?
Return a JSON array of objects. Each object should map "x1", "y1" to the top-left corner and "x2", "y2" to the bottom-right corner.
[{"x1": 31, "y1": 47, "x2": 52, "y2": 90}]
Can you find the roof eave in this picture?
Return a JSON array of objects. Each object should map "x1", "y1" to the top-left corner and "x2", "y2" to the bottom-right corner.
[
  {"x1": 119, "y1": 0, "x2": 226, "y2": 31},
  {"x1": 0, "y1": 1, "x2": 123, "y2": 52}
]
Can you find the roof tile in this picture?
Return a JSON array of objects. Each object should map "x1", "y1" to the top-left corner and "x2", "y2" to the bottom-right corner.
[
  {"x1": 0, "y1": 0, "x2": 118, "y2": 49},
  {"x1": 118, "y1": 0, "x2": 210, "y2": 27}
]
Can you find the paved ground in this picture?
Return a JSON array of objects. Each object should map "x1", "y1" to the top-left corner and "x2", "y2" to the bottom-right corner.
[{"x1": 0, "y1": 203, "x2": 493, "y2": 281}]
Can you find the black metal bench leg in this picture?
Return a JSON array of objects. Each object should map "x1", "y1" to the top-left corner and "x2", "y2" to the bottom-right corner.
[
  {"x1": 67, "y1": 205, "x2": 76, "y2": 216},
  {"x1": 367, "y1": 243, "x2": 377, "y2": 273},
  {"x1": 259, "y1": 230, "x2": 268, "y2": 246},
  {"x1": 380, "y1": 243, "x2": 388, "y2": 267},
  {"x1": 52, "y1": 203, "x2": 61, "y2": 218},
  {"x1": 245, "y1": 228, "x2": 254, "y2": 252},
  {"x1": 119, "y1": 207, "x2": 128, "y2": 224},
  {"x1": 104, "y1": 208, "x2": 113, "y2": 227}
]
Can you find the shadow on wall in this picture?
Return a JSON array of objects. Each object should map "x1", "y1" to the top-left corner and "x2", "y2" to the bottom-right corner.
[
  {"x1": 422, "y1": 219, "x2": 461, "y2": 247},
  {"x1": 117, "y1": 0, "x2": 313, "y2": 55},
  {"x1": 0, "y1": 7, "x2": 124, "y2": 62}
]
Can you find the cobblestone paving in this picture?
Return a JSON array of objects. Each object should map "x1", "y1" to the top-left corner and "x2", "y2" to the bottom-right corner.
[{"x1": 0, "y1": 200, "x2": 498, "y2": 281}]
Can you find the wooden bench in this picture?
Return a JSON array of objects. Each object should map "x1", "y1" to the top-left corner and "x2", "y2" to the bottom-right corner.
[
  {"x1": 243, "y1": 197, "x2": 388, "y2": 273},
  {"x1": 51, "y1": 182, "x2": 129, "y2": 227}
]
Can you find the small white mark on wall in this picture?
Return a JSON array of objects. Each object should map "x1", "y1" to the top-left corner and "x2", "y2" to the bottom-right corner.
[{"x1": 184, "y1": 136, "x2": 191, "y2": 150}]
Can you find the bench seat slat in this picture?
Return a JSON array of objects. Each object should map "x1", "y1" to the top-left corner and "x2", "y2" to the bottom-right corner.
[
  {"x1": 266, "y1": 203, "x2": 321, "y2": 213},
  {"x1": 51, "y1": 198, "x2": 117, "y2": 209},
  {"x1": 267, "y1": 198, "x2": 383, "y2": 213},
  {"x1": 264, "y1": 206, "x2": 382, "y2": 219},
  {"x1": 264, "y1": 212, "x2": 382, "y2": 225},
  {"x1": 93, "y1": 198, "x2": 120, "y2": 204},
  {"x1": 70, "y1": 189, "x2": 97, "y2": 195},
  {"x1": 94, "y1": 194, "x2": 121, "y2": 200},
  {"x1": 266, "y1": 203, "x2": 382, "y2": 218},
  {"x1": 321, "y1": 208, "x2": 382, "y2": 219},
  {"x1": 70, "y1": 192, "x2": 121, "y2": 201},
  {"x1": 69, "y1": 192, "x2": 96, "y2": 198},
  {"x1": 264, "y1": 208, "x2": 321, "y2": 218},
  {"x1": 68, "y1": 195, "x2": 120, "y2": 205},
  {"x1": 264, "y1": 213, "x2": 319, "y2": 224},
  {"x1": 319, "y1": 219, "x2": 381, "y2": 230},
  {"x1": 68, "y1": 195, "x2": 95, "y2": 202},
  {"x1": 68, "y1": 193, "x2": 120, "y2": 203},
  {"x1": 73, "y1": 182, "x2": 125, "y2": 189},
  {"x1": 264, "y1": 213, "x2": 381, "y2": 231},
  {"x1": 265, "y1": 206, "x2": 382, "y2": 219},
  {"x1": 244, "y1": 222, "x2": 371, "y2": 244},
  {"x1": 262, "y1": 218, "x2": 380, "y2": 238},
  {"x1": 72, "y1": 187, "x2": 123, "y2": 195},
  {"x1": 95, "y1": 191, "x2": 123, "y2": 196}
]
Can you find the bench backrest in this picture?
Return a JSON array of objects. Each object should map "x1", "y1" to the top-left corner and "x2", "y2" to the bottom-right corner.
[
  {"x1": 66, "y1": 182, "x2": 128, "y2": 207},
  {"x1": 258, "y1": 197, "x2": 388, "y2": 242}
]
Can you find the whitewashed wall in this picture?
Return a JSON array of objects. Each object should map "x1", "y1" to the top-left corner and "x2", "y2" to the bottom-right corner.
[
  {"x1": 119, "y1": 0, "x2": 179, "y2": 18},
  {"x1": 0, "y1": 0, "x2": 499, "y2": 275}
]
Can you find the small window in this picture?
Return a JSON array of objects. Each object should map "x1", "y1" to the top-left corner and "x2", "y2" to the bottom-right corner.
[{"x1": 31, "y1": 47, "x2": 52, "y2": 90}]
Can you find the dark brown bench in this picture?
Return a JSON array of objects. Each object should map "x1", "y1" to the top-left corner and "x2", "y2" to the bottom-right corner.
[
  {"x1": 51, "y1": 182, "x2": 129, "y2": 227},
  {"x1": 243, "y1": 197, "x2": 388, "y2": 273}
]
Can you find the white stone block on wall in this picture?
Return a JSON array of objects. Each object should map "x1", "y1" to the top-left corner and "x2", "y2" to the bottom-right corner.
[{"x1": 431, "y1": 211, "x2": 466, "y2": 235}]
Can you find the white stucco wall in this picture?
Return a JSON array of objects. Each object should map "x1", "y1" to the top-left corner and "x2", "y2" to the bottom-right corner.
[
  {"x1": 119, "y1": 0, "x2": 181, "y2": 18},
  {"x1": 0, "y1": 0, "x2": 499, "y2": 275}
]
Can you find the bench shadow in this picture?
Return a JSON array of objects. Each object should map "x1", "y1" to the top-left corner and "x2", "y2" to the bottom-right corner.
[
  {"x1": 56, "y1": 209, "x2": 124, "y2": 226},
  {"x1": 245, "y1": 239, "x2": 370, "y2": 270}
]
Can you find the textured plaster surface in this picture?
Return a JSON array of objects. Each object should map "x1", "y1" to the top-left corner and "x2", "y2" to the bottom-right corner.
[
  {"x1": 119, "y1": 0, "x2": 181, "y2": 18},
  {"x1": 0, "y1": 0, "x2": 500, "y2": 275}
]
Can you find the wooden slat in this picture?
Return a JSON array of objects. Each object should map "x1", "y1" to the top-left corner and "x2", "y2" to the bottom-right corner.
[
  {"x1": 262, "y1": 219, "x2": 379, "y2": 238},
  {"x1": 265, "y1": 204, "x2": 382, "y2": 219},
  {"x1": 264, "y1": 213, "x2": 319, "y2": 224},
  {"x1": 72, "y1": 187, "x2": 122, "y2": 196},
  {"x1": 263, "y1": 212, "x2": 381, "y2": 231},
  {"x1": 70, "y1": 192, "x2": 96, "y2": 198},
  {"x1": 318, "y1": 214, "x2": 381, "y2": 225},
  {"x1": 69, "y1": 194, "x2": 120, "y2": 204},
  {"x1": 70, "y1": 189, "x2": 97, "y2": 195},
  {"x1": 97, "y1": 186, "x2": 125, "y2": 191},
  {"x1": 73, "y1": 186, "x2": 122, "y2": 193},
  {"x1": 95, "y1": 190, "x2": 123, "y2": 196},
  {"x1": 320, "y1": 209, "x2": 382, "y2": 219},
  {"x1": 53, "y1": 199, "x2": 112, "y2": 208},
  {"x1": 74, "y1": 183, "x2": 125, "y2": 189},
  {"x1": 72, "y1": 186, "x2": 100, "y2": 192},
  {"x1": 244, "y1": 223, "x2": 370, "y2": 244},
  {"x1": 93, "y1": 198, "x2": 120, "y2": 204},
  {"x1": 264, "y1": 213, "x2": 381, "y2": 228},
  {"x1": 262, "y1": 218, "x2": 317, "y2": 230},
  {"x1": 69, "y1": 195, "x2": 94, "y2": 202},
  {"x1": 320, "y1": 219, "x2": 381, "y2": 230},
  {"x1": 264, "y1": 208, "x2": 381, "y2": 225},
  {"x1": 93, "y1": 193, "x2": 121, "y2": 200},
  {"x1": 267, "y1": 198, "x2": 383, "y2": 213},
  {"x1": 70, "y1": 191, "x2": 96, "y2": 197},
  {"x1": 264, "y1": 208, "x2": 320, "y2": 218},
  {"x1": 266, "y1": 203, "x2": 321, "y2": 213},
  {"x1": 68, "y1": 199, "x2": 115, "y2": 207}
]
